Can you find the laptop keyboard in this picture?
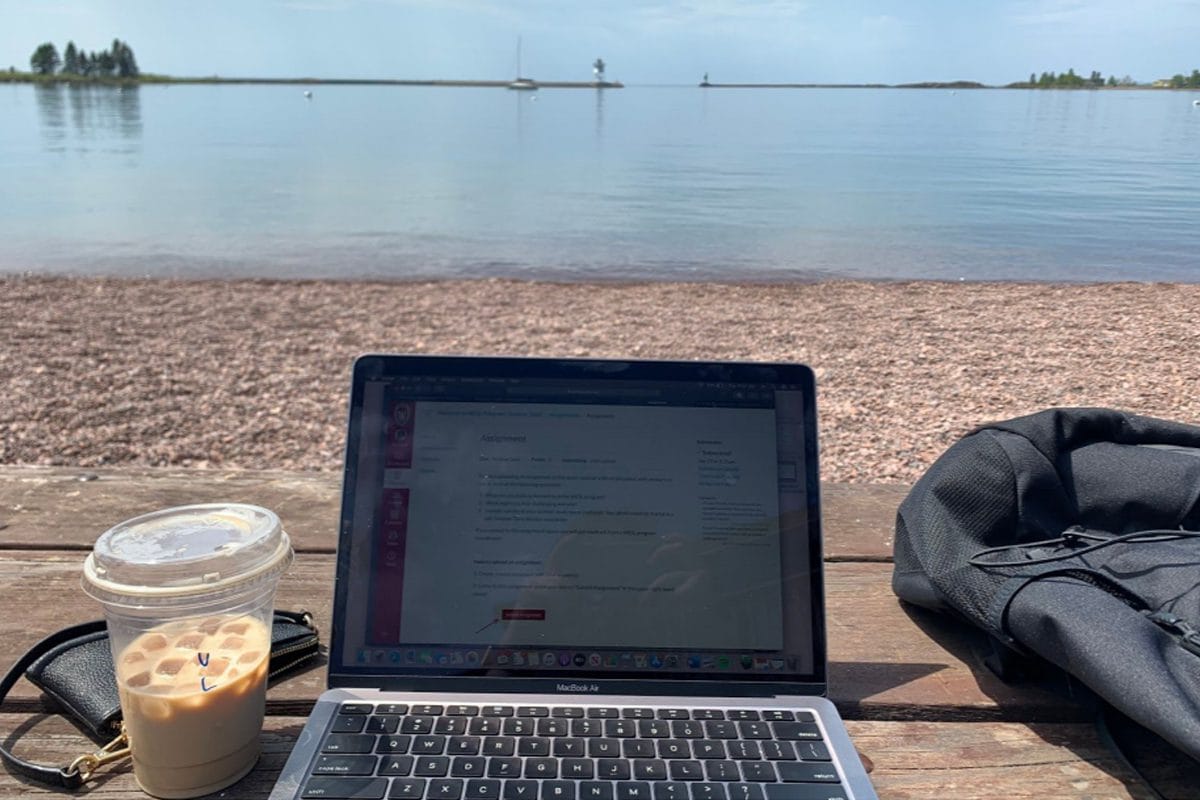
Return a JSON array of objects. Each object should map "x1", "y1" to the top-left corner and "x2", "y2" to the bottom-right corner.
[{"x1": 299, "y1": 703, "x2": 849, "y2": 800}]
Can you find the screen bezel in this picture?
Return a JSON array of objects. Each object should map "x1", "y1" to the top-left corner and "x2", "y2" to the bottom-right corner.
[{"x1": 327, "y1": 354, "x2": 826, "y2": 697}]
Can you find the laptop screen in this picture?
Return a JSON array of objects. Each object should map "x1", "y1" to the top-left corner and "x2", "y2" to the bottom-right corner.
[{"x1": 329, "y1": 355, "x2": 825, "y2": 692}]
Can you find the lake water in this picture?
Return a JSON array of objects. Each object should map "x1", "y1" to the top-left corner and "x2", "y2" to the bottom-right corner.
[{"x1": 3, "y1": 82, "x2": 1199, "y2": 282}]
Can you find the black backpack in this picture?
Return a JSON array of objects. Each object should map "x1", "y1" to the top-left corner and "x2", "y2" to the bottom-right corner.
[{"x1": 892, "y1": 407, "x2": 1200, "y2": 772}]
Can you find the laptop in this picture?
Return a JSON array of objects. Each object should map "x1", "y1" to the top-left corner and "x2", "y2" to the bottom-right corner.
[{"x1": 270, "y1": 355, "x2": 878, "y2": 800}]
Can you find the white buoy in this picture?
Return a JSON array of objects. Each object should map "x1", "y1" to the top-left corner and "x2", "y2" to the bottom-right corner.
[
  {"x1": 1193, "y1": 99, "x2": 1200, "y2": 107},
  {"x1": 303, "y1": 90, "x2": 313, "y2": 99}
]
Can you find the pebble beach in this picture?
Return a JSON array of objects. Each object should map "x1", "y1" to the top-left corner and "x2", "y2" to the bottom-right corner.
[{"x1": 3, "y1": 276, "x2": 1199, "y2": 484}]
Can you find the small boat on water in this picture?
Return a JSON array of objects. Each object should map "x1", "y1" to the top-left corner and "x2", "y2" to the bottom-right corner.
[{"x1": 508, "y1": 37, "x2": 538, "y2": 91}]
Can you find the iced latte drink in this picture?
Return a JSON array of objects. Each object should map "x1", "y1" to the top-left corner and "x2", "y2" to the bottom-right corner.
[
  {"x1": 83, "y1": 504, "x2": 293, "y2": 798},
  {"x1": 117, "y1": 614, "x2": 272, "y2": 797}
]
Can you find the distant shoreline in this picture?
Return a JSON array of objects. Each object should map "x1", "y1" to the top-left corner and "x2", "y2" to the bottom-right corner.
[
  {"x1": 4, "y1": 73, "x2": 1199, "y2": 91},
  {"x1": 0, "y1": 73, "x2": 624, "y2": 89}
]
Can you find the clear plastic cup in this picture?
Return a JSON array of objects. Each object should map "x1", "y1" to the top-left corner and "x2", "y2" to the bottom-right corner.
[{"x1": 81, "y1": 504, "x2": 293, "y2": 799}]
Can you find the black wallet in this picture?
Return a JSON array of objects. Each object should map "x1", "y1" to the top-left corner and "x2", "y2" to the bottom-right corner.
[{"x1": 1, "y1": 610, "x2": 319, "y2": 789}]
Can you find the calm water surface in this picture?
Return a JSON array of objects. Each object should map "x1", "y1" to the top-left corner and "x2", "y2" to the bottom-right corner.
[{"x1": 2, "y1": 83, "x2": 1199, "y2": 281}]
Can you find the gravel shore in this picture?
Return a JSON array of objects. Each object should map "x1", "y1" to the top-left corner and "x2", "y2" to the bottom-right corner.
[{"x1": 3, "y1": 276, "x2": 1199, "y2": 484}]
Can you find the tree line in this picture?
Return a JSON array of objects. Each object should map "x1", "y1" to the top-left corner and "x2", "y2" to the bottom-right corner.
[
  {"x1": 29, "y1": 39, "x2": 139, "y2": 78},
  {"x1": 1015, "y1": 68, "x2": 1200, "y2": 88}
]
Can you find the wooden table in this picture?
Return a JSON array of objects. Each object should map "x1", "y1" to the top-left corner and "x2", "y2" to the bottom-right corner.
[{"x1": 0, "y1": 466, "x2": 1186, "y2": 798}]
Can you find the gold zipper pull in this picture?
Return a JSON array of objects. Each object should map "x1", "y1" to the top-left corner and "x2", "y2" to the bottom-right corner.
[{"x1": 66, "y1": 726, "x2": 131, "y2": 782}]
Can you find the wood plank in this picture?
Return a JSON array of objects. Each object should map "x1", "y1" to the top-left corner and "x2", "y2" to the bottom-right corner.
[
  {"x1": 0, "y1": 715, "x2": 1176, "y2": 799},
  {"x1": 0, "y1": 466, "x2": 341, "y2": 552},
  {"x1": 0, "y1": 467, "x2": 902, "y2": 559},
  {"x1": 0, "y1": 554, "x2": 1076, "y2": 720}
]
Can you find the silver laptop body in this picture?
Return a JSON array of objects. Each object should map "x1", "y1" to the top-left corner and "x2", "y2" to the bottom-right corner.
[{"x1": 270, "y1": 355, "x2": 877, "y2": 800}]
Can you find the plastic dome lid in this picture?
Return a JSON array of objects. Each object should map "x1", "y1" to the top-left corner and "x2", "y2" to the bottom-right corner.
[{"x1": 82, "y1": 504, "x2": 293, "y2": 608}]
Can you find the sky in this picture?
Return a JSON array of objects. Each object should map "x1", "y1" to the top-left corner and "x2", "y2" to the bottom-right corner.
[{"x1": 3, "y1": 0, "x2": 1199, "y2": 86}]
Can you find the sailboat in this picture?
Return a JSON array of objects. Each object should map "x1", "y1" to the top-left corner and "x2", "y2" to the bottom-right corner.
[{"x1": 507, "y1": 36, "x2": 538, "y2": 91}]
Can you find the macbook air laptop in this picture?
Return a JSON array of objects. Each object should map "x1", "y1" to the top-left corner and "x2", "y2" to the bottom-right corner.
[{"x1": 270, "y1": 355, "x2": 878, "y2": 800}]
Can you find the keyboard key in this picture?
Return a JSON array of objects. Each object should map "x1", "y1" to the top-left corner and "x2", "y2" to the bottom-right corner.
[
  {"x1": 657, "y1": 740, "x2": 690, "y2": 759},
  {"x1": 450, "y1": 756, "x2": 487, "y2": 777},
  {"x1": 436, "y1": 717, "x2": 469, "y2": 735},
  {"x1": 623, "y1": 740, "x2": 656, "y2": 758},
  {"x1": 704, "y1": 761, "x2": 740, "y2": 781},
  {"x1": 761, "y1": 711, "x2": 794, "y2": 722},
  {"x1": 553, "y1": 707, "x2": 584, "y2": 718},
  {"x1": 739, "y1": 762, "x2": 777, "y2": 782},
  {"x1": 728, "y1": 785, "x2": 765, "y2": 800},
  {"x1": 657, "y1": 709, "x2": 690, "y2": 720},
  {"x1": 671, "y1": 721, "x2": 703, "y2": 739},
  {"x1": 324, "y1": 734, "x2": 377, "y2": 754},
  {"x1": 377, "y1": 735, "x2": 413, "y2": 754},
  {"x1": 303, "y1": 776, "x2": 387, "y2": 798},
  {"x1": 761, "y1": 741, "x2": 795, "y2": 761},
  {"x1": 554, "y1": 738, "x2": 586, "y2": 757},
  {"x1": 589, "y1": 738, "x2": 620, "y2": 757},
  {"x1": 693, "y1": 741, "x2": 726, "y2": 760},
  {"x1": 414, "y1": 735, "x2": 447, "y2": 754},
  {"x1": 637, "y1": 720, "x2": 669, "y2": 738},
  {"x1": 518, "y1": 706, "x2": 550, "y2": 717},
  {"x1": 634, "y1": 759, "x2": 668, "y2": 780},
  {"x1": 413, "y1": 705, "x2": 445, "y2": 716},
  {"x1": 654, "y1": 783, "x2": 689, "y2": 800},
  {"x1": 727, "y1": 711, "x2": 760, "y2": 721},
  {"x1": 777, "y1": 764, "x2": 840, "y2": 783},
  {"x1": 573, "y1": 719, "x2": 603, "y2": 737},
  {"x1": 469, "y1": 718, "x2": 502, "y2": 736},
  {"x1": 525, "y1": 758, "x2": 559, "y2": 778},
  {"x1": 339, "y1": 703, "x2": 374, "y2": 715},
  {"x1": 691, "y1": 785, "x2": 727, "y2": 800},
  {"x1": 377, "y1": 704, "x2": 410, "y2": 716},
  {"x1": 728, "y1": 741, "x2": 762, "y2": 760},
  {"x1": 449, "y1": 736, "x2": 481, "y2": 755},
  {"x1": 542, "y1": 780, "x2": 577, "y2": 800},
  {"x1": 764, "y1": 786, "x2": 848, "y2": 800},
  {"x1": 563, "y1": 758, "x2": 595, "y2": 779},
  {"x1": 504, "y1": 718, "x2": 536, "y2": 736},
  {"x1": 486, "y1": 758, "x2": 521, "y2": 778},
  {"x1": 465, "y1": 779, "x2": 501, "y2": 800},
  {"x1": 482, "y1": 705, "x2": 515, "y2": 717},
  {"x1": 366, "y1": 716, "x2": 400, "y2": 735},
  {"x1": 580, "y1": 782, "x2": 615, "y2": 800},
  {"x1": 668, "y1": 761, "x2": 704, "y2": 781},
  {"x1": 588, "y1": 707, "x2": 621, "y2": 718},
  {"x1": 616, "y1": 781, "x2": 653, "y2": 800},
  {"x1": 516, "y1": 737, "x2": 547, "y2": 757},
  {"x1": 772, "y1": 723, "x2": 821, "y2": 741},
  {"x1": 332, "y1": 715, "x2": 368, "y2": 734},
  {"x1": 448, "y1": 705, "x2": 480, "y2": 717},
  {"x1": 429, "y1": 779, "x2": 464, "y2": 800},
  {"x1": 414, "y1": 756, "x2": 450, "y2": 776},
  {"x1": 389, "y1": 778, "x2": 426, "y2": 799},
  {"x1": 738, "y1": 722, "x2": 771, "y2": 740},
  {"x1": 313, "y1": 755, "x2": 378, "y2": 776},
  {"x1": 598, "y1": 758, "x2": 633, "y2": 779},
  {"x1": 378, "y1": 756, "x2": 414, "y2": 776},
  {"x1": 505, "y1": 781, "x2": 539, "y2": 800},
  {"x1": 607, "y1": 720, "x2": 639, "y2": 738},
  {"x1": 401, "y1": 717, "x2": 435, "y2": 735},
  {"x1": 692, "y1": 710, "x2": 725, "y2": 720},
  {"x1": 704, "y1": 722, "x2": 738, "y2": 739},
  {"x1": 538, "y1": 719, "x2": 569, "y2": 736},
  {"x1": 794, "y1": 742, "x2": 830, "y2": 762},
  {"x1": 623, "y1": 708, "x2": 656, "y2": 719}
]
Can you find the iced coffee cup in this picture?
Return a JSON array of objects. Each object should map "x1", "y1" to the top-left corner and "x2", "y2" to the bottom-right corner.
[{"x1": 81, "y1": 504, "x2": 293, "y2": 799}]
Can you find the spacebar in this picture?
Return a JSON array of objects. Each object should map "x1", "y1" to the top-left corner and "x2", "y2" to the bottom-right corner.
[
  {"x1": 764, "y1": 784, "x2": 850, "y2": 800},
  {"x1": 302, "y1": 776, "x2": 388, "y2": 799}
]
